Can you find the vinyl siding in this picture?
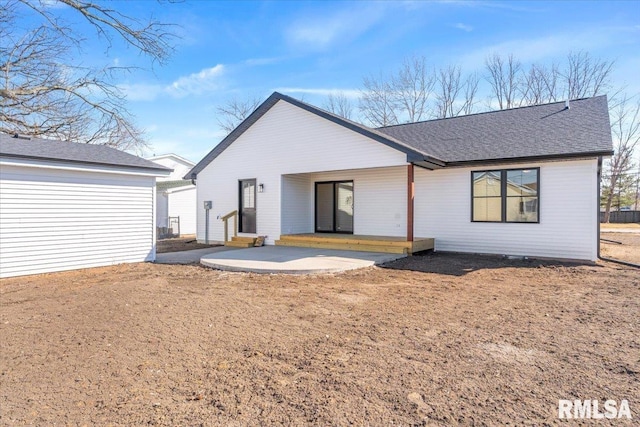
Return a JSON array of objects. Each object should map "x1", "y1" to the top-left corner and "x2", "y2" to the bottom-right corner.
[
  {"x1": 156, "y1": 192, "x2": 169, "y2": 227},
  {"x1": 167, "y1": 187, "x2": 197, "y2": 235},
  {"x1": 151, "y1": 156, "x2": 194, "y2": 182},
  {"x1": 0, "y1": 164, "x2": 155, "y2": 278},
  {"x1": 414, "y1": 158, "x2": 598, "y2": 261},
  {"x1": 281, "y1": 175, "x2": 312, "y2": 234},
  {"x1": 305, "y1": 167, "x2": 407, "y2": 236},
  {"x1": 196, "y1": 100, "x2": 408, "y2": 244}
]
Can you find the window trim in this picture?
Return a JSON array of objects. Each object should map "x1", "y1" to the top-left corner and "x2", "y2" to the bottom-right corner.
[{"x1": 470, "y1": 167, "x2": 540, "y2": 224}]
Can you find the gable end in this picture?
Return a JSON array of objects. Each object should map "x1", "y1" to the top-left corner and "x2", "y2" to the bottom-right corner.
[{"x1": 185, "y1": 92, "x2": 443, "y2": 179}]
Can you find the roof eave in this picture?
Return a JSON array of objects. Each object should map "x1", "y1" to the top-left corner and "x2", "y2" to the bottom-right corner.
[
  {"x1": 406, "y1": 152, "x2": 446, "y2": 169},
  {"x1": 0, "y1": 152, "x2": 173, "y2": 173},
  {"x1": 445, "y1": 150, "x2": 614, "y2": 168}
]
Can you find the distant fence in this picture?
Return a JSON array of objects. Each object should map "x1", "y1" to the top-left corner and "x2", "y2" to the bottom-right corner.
[
  {"x1": 157, "y1": 216, "x2": 181, "y2": 239},
  {"x1": 600, "y1": 211, "x2": 640, "y2": 223}
]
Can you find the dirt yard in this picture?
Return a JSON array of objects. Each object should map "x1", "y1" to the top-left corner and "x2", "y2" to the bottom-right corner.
[
  {"x1": 157, "y1": 235, "x2": 220, "y2": 253},
  {"x1": 1, "y1": 254, "x2": 638, "y2": 425},
  {"x1": 601, "y1": 223, "x2": 640, "y2": 230},
  {"x1": 601, "y1": 232, "x2": 640, "y2": 264}
]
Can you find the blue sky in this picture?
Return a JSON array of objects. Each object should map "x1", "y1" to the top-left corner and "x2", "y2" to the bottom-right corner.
[{"x1": 96, "y1": 1, "x2": 639, "y2": 162}]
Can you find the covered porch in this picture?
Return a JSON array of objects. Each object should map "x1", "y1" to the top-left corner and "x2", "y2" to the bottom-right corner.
[
  {"x1": 275, "y1": 233, "x2": 434, "y2": 255},
  {"x1": 279, "y1": 164, "x2": 433, "y2": 255}
]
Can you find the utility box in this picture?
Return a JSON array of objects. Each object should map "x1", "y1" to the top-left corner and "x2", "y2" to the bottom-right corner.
[{"x1": 203, "y1": 200, "x2": 212, "y2": 210}]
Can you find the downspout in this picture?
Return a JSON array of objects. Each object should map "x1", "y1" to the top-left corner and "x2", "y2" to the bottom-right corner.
[{"x1": 596, "y1": 155, "x2": 640, "y2": 268}]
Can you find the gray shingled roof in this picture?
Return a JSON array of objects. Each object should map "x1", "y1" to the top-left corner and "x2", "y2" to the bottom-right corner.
[
  {"x1": 377, "y1": 95, "x2": 613, "y2": 164},
  {"x1": 0, "y1": 134, "x2": 171, "y2": 172},
  {"x1": 187, "y1": 92, "x2": 613, "y2": 178}
]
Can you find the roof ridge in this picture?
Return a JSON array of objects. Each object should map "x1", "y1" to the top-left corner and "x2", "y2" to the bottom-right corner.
[{"x1": 377, "y1": 95, "x2": 607, "y2": 130}]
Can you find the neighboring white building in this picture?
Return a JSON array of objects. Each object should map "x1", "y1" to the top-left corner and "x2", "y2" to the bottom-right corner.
[
  {"x1": 187, "y1": 93, "x2": 613, "y2": 261},
  {"x1": 146, "y1": 154, "x2": 196, "y2": 235},
  {"x1": 0, "y1": 134, "x2": 171, "y2": 278}
]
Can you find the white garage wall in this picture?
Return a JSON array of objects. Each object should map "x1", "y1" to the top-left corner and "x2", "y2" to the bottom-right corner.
[
  {"x1": 156, "y1": 192, "x2": 168, "y2": 227},
  {"x1": 167, "y1": 186, "x2": 197, "y2": 235},
  {"x1": 414, "y1": 158, "x2": 598, "y2": 261},
  {"x1": 0, "y1": 164, "x2": 156, "y2": 278}
]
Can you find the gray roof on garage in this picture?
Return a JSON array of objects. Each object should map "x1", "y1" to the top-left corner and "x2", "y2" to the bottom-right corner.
[
  {"x1": 0, "y1": 134, "x2": 171, "y2": 172},
  {"x1": 377, "y1": 95, "x2": 613, "y2": 164}
]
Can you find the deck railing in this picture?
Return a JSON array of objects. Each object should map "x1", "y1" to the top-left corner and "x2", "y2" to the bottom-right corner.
[{"x1": 220, "y1": 210, "x2": 238, "y2": 243}]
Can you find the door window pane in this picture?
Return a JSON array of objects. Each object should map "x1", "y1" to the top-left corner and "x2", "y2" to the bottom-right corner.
[
  {"x1": 335, "y1": 182, "x2": 354, "y2": 232},
  {"x1": 243, "y1": 182, "x2": 255, "y2": 208},
  {"x1": 316, "y1": 183, "x2": 334, "y2": 232}
]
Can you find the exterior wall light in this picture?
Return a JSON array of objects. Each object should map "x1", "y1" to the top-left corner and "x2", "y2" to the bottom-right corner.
[{"x1": 258, "y1": 183, "x2": 264, "y2": 193}]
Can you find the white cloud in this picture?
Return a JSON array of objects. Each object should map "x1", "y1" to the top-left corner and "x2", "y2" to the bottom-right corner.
[
  {"x1": 122, "y1": 65, "x2": 225, "y2": 101},
  {"x1": 285, "y1": 4, "x2": 387, "y2": 51},
  {"x1": 166, "y1": 65, "x2": 225, "y2": 98},
  {"x1": 453, "y1": 23, "x2": 473, "y2": 32},
  {"x1": 274, "y1": 87, "x2": 361, "y2": 99},
  {"x1": 120, "y1": 82, "x2": 165, "y2": 102}
]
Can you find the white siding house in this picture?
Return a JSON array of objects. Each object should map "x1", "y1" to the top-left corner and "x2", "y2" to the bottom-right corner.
[
  {"x1": 0, "y1": 135, "x2": 171, "y2": 278},
  {"x1": 147, "y1": 154, "x2": 197, "y2": 235},
  {"x1": 188, "y1": 93, "x2": 613, "y2": 261},
  {"x1": 414, "y1": 159, "x2": 599, "y2": 261},
  {"x1": 194, "y1": 100, "x2": 407, "y2": 245}
]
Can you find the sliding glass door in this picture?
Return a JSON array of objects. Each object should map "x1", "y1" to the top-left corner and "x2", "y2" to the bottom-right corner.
[{"x1": 315, "y1": 181, "x2": 353, "y2": 233}]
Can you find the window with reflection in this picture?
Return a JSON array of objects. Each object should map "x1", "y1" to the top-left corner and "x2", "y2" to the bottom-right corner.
[{"x1": 471, "y1": 168, "x2": 539, "y2": 223}]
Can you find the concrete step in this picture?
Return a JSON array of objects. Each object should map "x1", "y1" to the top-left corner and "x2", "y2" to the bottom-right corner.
[
  {"x1": 225, "y1": 240, "x2": 254, "y2": 248},
  {"x1": 231, "y1": 236, "x2": 257, "y2": 243}
]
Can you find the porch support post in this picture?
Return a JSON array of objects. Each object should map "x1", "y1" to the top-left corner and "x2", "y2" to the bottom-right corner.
[{"x1": 407, "y1": 163, "x2": 414, "y2": 242}]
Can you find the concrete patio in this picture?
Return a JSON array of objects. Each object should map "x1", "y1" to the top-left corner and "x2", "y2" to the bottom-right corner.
[{"x1": 199, "y1": 245, "x2": 405, "y2": 274}]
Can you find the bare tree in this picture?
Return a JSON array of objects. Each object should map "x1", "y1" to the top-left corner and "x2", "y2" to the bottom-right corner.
[
  {"x1": 358, "y1": 56, "x2": 437, "y2": 127},
  {"x1": 0, "y1": 0, "x2": 175, "y2": 151},
  {"x1": 391, "y1": 56, "x2": 435, "y2": 122},
  {"x1": 520, "y1": 62, "x2": 560, "y2": 106},
  {"x1": 216, "y1": 95, "x2": 263, "y2": 133},
  {"x1": 602, "y1": 94, "x2": 640, "y2": 222},
  {"x1": 485, "y1": 53, "x2": 522, "y2": 109},
  {"x1": 323, "y1": 92, "x2": 354, "y2": 120},
  {"x1": 359, "y1": 73, "x2": 398, "y2": 127},
  {"x1": 562, "y1": 51, "x2": 614, "y2": 100},
  {"x1": 434, "y1": 65, "x2": 478, "y2": 118}
]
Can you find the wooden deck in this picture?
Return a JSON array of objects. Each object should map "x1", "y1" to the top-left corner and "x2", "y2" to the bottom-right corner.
[{"x1": 275, "y1": 233, "x2": 434, "y2": 255}]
